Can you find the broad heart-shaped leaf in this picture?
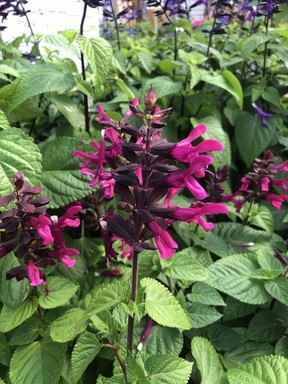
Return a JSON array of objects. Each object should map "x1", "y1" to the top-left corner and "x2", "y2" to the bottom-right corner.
[
  {"x1": 160, "y1": 247, "x2": 209, "y2": 282},
  {"x1": 0, "y1": 252, "x2": 28, "y2": 307},
  {"x1": 0, "y1": 109, "x2": 10, "y2": 129},
  {"x1": 192, "y1": 337, "x2": 228, "y2": 384},
  {"x1": 200, "y1": 71, "x2": 242, "y2": 109},
  {"x1": 137, "y1": 51, "x2": 155, "y2": 74},
  {"x1": 41, "y1": 137, "x2": 92, "y2": 208},
  {"x1": 140, "y1": 278, "x2": 191, "y2": 330},
  {"x1": 241, "y1": 33, "x2": 270, "y2": 58},
  {"x1": 38, "y1": 276, "x2": 78, "y2": 309},
  {"x1": 145, "y1": 354, "x2": 193, "y2": 384},
  {"x1": 77, "y1": 36, "x2": 113, "y2": 87},
  {"x1": 50, "y1": 308, "x2": 90, "y2": 343},
  {"x1": 142, "y1": 76, "x2": 182, "y2": 100},
  {"x1": 206, "y1": 254, "x2": 270, "y2": 304},
  {"x1": 227, "y1": 355, "x2": 288, "y2": 384},
  {"x1": 186, "y1": 303, "x2": 222, "y2": 328},
  {"x1": 235, "y1": 112, "x2": 276, "y2": 167},
  {"x1": 49, "y1": 94, "x2": 85, "y2": 131},
  {"x1": 187, "y1": 282, "x2": 226, "y2": 306},
  {"x1": 0, "y1": 63, "x2": 74, "y2": 113},
  {"x1": 265, "y1": 277, "x2": 288, "y2": 306},
  {"x1": 0, "y1": 298, "x2": 38, "y2": 332},
  {"x1": 71, "y1": 331, "x2": 101, "y2": 383},
  {"x1": 9, "y1": 340, "x2": 66, "y2": 384},
  {"x1": 0, "y1": 128, "x2": 42, "y2": 197}
]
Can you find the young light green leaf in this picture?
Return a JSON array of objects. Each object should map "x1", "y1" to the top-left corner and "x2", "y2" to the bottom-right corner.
[
  {"x1": 145, "y1": 354, "x2": 193, "y2": 384},
  {"x1": 41, "y1": 137, "x2": 92, "y2": 208},
  {"x1": 222, "y1": 70, "x2": 243, "y2": 109},
  {"x1": 126, "y1": 356, "x2": 146, "y2": 383},
  {"x1": 141, "y1": 278, "x2": 191, "y2": 330},
  {"x1": 187, "y1": 303, "x2": 222, "y2": 328},
  {"x1": 0, "y1": 298, "x2": 38, "y2": 333},
  {"x1": 0, "y1": 109, "x2": 10, "y2": 130},
  {"x1": 137, "y1": 51, "x2": 154, "y2": 74},
  {"x1": 265, "y1": 277, "x2": 288, "y2": 306},
  {"x1": 227, "y1": 355, "x2": 288, "y2": 384},
  {"x1": 38, "y1": 276, "x2": 78, "y2": 309},
  {"x1": 71, "y1": 331, "x2": 101, "y2": 383},
  {"x1": 49, "y1": 94, "x2": 85, "y2": 131},
  {"x1": 141, "y1": 325, "x2": 183, "y2": 356},
  {"x1": 206, "y1": 255, "x2": 270, "y2": 304},
  {"x1": 142, "y1": 76, "x2": 182, "y2": 99},
  {"x1": 161, "y1": 247, "x2": 209, "y2": 282},
  {"x1": 192, "y1": 337, "x2": 228, "y2": 384},
  {"x1": 241, "y1": 34, "x2": 270, "y2": 58},
  {"x1": 77, "y1": 36, "x2": 113, "y2": 87},
  {"x1": 9, "y1": 340, "x2": 66, "y2": 384},
  {"x1": 50, "y1": 308, "x2": 90, "y2": 343},
  {"x1": 0, "y1": 128, "x2": 42, "y2": 197}
]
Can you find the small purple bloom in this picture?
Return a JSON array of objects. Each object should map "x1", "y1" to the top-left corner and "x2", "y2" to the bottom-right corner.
[{"x1": 252, "y1": 103, "x2": 272, "y2": 127}]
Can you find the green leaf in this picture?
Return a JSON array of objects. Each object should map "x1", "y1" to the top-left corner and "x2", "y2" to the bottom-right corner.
[
  {"x1": 0, "y1": 252, "x2": 28, "y2": 306},
  {"x1": 200, "y1": 71, "x2": 242, "y2": 109},
  {"x1": 0, "y1": 109, "x2": 10, "y2": 130},
  {"x1": 187, "y1": 303, "x2": 222, "y2": 328},
  {"x1": 71, "y1": 331, "x2": 101, "y2": 383},
  {"x1": 192, "y1": 337, "x2": 228, "y2": 384},
  {"x1": 251, "y1": 205, "x2": 274, "y2": 233},
  {"x1": 187, "y1": 282, "x2": 226, "y2": 306},
  {"x1": 265, "y1": 277, "x2": 288, "y2": 306},
  {"x1": 8, "y1": 317, "x2": 41, "y2": 346},
  {"x1": 50, "y1": 308, "x2": 89, "y2": 343},
  {"x1": 223, "y1": 297, "x2": 257, "y2": 321},
  {"x1": 0, "y1": 298, "x2": 38, "y2": 333},
  {"x1": 88, "y1": 283, "x2": 124, "y2": 316},
  {"x1": 126, "y1": 356, "x2": 146, "y2": 383},
  {"x1": 161, "y1": 247, "x2": 209, "y2": 282},
  {"x1": 142, "y1": 76, "x2": 182, "y2": 99},
  {"x1": 225, "y1": 342, "x2": 274, "y2": 364},
  {"x1": 206, "y1": 255, "x2": 270, "y2": 304},
  {"x1": 49, "y1": 94, "x2": 84, "y2": 131},
  {"x1": 247, "y1": 310, "x2": 285, "y2": 342},
  {"x1": 77, "y1": 36, "x2": 113, "y2": 87},
  {"x1": 241, "y1": 34, "x2": 270, "y2": 58},
  {"x1": 0, "y1": 128, "x2": 42, "y2": 197},
  {"x1": 140, "y1": 278, "x2": 191, "y2": 330},
  {"x1": 275, "y1": 336, "x2": 288, "y2": 358},
  {"x1": 0, "y1": 63, "x2": 74, "y2": 113},
  {"x1": 137, "y1": 51, "x2": 154, "y2": 74},
  {"x1": 145, "y1": 354, "x2": 193, "y2": 384},
  {"x1": 38, "y1": 276, "x2": 78, "y2": 309},
  {"x1": 140, "y1": 325, "x2": 183, "y2": 356},
  {"x1": 227, "y1": 355, "x2": 288, "y2": 384},
  {"x1": 41, "y1": 137, "x2": 91, "y2": 208},
  {"x1": 235, "y1": 112, "x2": 276, "y2": 167},
  {"x1": 9, "y1": 340, "x2": 66, "y2": 384}
]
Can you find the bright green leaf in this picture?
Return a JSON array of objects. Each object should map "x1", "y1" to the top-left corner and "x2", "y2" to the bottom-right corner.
[
  {"x1": 0, "y1": 298, "x2": 38, "y2": 333},
  {"x1": 0, "y1": 110, "x2": 10, "y2": 130},
  {"x1": 265, "y1": 277, "x2": 288, "y2": 306},
  {"x1": 187, "y1": 282, "x2": 226, "y2": 306},
  {"x1": 38, "y1": 276, "x2": 78, "y2": 309},
  {"x1": 187, "y1": 303, "x2": 222, "y2": 328}
]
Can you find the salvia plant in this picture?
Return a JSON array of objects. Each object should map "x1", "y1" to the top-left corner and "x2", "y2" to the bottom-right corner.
[{"x1": 0, "y1": 0, "x2": 287, "y2": 383}]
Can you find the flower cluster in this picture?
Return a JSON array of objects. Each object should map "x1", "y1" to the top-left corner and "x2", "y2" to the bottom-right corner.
[
  {"x1": 0, "y1": 0, "x2": 28, "y2": 24},
  {"x1": 0, "y1": 172, "x2": 81, "y2": 287},
  {"x1": 74, "y1": 87, "x2": 228, "y2": 262},
  {"x1": 230, "y1": 150, "x2": 288, "y2": 211}
]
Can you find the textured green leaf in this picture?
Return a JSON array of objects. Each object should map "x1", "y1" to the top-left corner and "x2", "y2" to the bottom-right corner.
[
  {"x1": 41, "y1": 137, "x2": 91, "y2": 208},
  {"x1": 241, "y1": 34, "x2": 270, "y2": 57},
  {"x1": 126, "y1": 356, "x2": 146, "y2": 383},
  {"x1": 0, "y1": 252, "x2": 28, "y2": 307},
  {"x1": 222, "y1": 70, "x2": 243, "y2": 109},
  {"x1": 187, "y1": 282, "x2": 226, "y2": 306},
  {"x1": 145, "y1": 354, "x2": 193, "y2": 384},
  {"x1": 0, "y1": 109, "x2": 10, "y2": 130},
  {"x1": 8, "y1": 317, "x2": 41, "y2": 346},
  {"x1": 227, "y1": 355, "x2": 288, "y2": 384},
  {"x1": 275, "y1": 336, "x2": 288, "y2": 358},
  {"x1": 0, "y1": 63, "x2": 74, "y2": 113},
  {"x1": 235, "y1": 112, "x2": 276, "y2": 167},
  {"x1": 50, "y1": 308, "x2": 89, "y2": 343},
  {"x1": 223, "y1": 297, "x2": 257, "y2": 321},
  {"x1": 0, "y1": 298, "x2": 38, "y2": 332},
  {"x1": 140, "y1": 325, "x2": 183, "y2": 356},
  {"x1": 71, "y1": 331, "x2": 101, "y2": 383},
  {"x1": 38, "y1": 276, "x2": 78, "y2": 309},
  {"x1": 192, "y1": 337, "x2": 228, "y2": 384},
  {"x1": 9, "y1": 340, "x2": 66, "y2": 384},
  {"x1": 161, "y1": 247, "x2": 209, "y2": 282},
  {"x1": 187, "y1": 303, "x2": 222, "y2": 328},
  {"x1": 204, "y1": 324, "x2": 244, "y2": 352},
  {"x1": 88, "y1": 283, "x2": 124, "y2": 316},
  {"x1": 206, "y1": 255, "x2": 270, "y2": 304},
  {"x1": 265, "y1": 277, "x2": 288, "y2": 305},
  {"x1": 77, "y1": 36, "x2": 113, "y2": 87},
  {"x1": 247, "y1": 310, "x2": 285, "y2": 342},
  {"x1": 142, "y1": 76, "x2": 182, "y2": 99},
  {"x1": 0, "y1": 128, "x2": 42, "y2": 197},
  {"x1": 137, "y1": 51, "x2": 154, "y2": 74},
  {"x1": 50, "y1": 94, "x2": 84, "y2": 131},
  {"x1": 225, "y1": 342, "x2": 274, "y2": 364},
  {"x1": 141, "y1": 278, "x2": 191, "y2": 330}
]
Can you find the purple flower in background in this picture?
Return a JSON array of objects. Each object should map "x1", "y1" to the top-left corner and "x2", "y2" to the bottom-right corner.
[{"x1": 252, "y1": 103, "x2": 273, "y2": 127}]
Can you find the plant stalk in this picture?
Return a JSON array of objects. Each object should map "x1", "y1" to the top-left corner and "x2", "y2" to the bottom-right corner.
[
  {"x1": 109, "y1": 0, "x2": 121, "y2": 51},
  {"x1": 80, "y1": 2, "x2": 90, "y2": 133}
]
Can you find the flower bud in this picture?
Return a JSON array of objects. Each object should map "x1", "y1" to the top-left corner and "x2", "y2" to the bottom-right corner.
[{"x1": 144, "y1": 86, "x2": 157, "y2": 112}]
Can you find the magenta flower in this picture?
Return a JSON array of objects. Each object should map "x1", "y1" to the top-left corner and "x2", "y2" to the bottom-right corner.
[
  {"x1": 27, "y1": 259, "x2": 43, "y2": 286},
  {"x1": 146, "y1": 220, "x2": 178, "y2": 259},
  {"x1": 29, "y1": 215, "x2": 53, "y2": 245}
]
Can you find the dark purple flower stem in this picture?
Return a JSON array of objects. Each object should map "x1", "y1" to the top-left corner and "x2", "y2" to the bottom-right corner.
[
  {"x1": 109, "y1": 0, "x2": 121, "y2": 51},
  {"x1": 263, "y1": 15, "x2": 269, "y2": 78},
  {"x1": 243, "y1": 196, "x2": 254, "y2": 225},
  {"x1": 80, "y1": 2, "x2": 90, "y2": 133},
  {"x1": 19, "y1": 0, "x2": 35, "y2": 38},
  {"x1": 206, "y1": 1, "x2": 219, "y2": 57}
]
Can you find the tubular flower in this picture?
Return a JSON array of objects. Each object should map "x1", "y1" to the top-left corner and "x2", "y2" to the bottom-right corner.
[{"x1": 146, "y1": 220, "x2": 178, "y2": 259}]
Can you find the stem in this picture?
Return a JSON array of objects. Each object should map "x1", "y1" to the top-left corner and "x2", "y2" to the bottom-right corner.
[
  {"x1": 243, "y1": 196, "x2": 254, "y2": 225},
  {"x1": 263, "y1": 15, "x2": 269, "y2": 78},
  {"x1": 127, "y1": 249, "x2": 139, "y2": 354},
  {"x1": 19, "y1": 0, "x2": 35, "y2": 38},
  {"x1": 206, "y1": 5, "x2": 218, "y2": 58},
  {"x1": 109, "y1": 0, "x2": 121, "y2": 51},
  {"x1": 109, "y1": 342, "x2": 128, "y2": 384},
  {"x1": 80, "y1": 2, "x2": 90, "y2": 133}
]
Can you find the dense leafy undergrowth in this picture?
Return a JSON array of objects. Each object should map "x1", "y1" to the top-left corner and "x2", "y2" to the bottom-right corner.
[{"x1": 0, "y1": 0, "x2": 288, "y2": 383}]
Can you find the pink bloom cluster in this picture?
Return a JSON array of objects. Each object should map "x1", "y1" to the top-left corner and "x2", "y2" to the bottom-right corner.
[{"x1": 74, "y1": 88, "x2": 228, "y2": 262}]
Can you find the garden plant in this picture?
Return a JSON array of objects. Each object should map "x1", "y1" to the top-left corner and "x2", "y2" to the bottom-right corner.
[{"x1": 0, "y1": 0, "x2": 287, "y2": 383}]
